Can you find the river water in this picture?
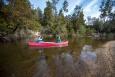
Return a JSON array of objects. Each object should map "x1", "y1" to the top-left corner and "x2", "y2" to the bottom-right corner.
[{"x1": 0, "y1": 37, "x2": 114, "y2": 77}]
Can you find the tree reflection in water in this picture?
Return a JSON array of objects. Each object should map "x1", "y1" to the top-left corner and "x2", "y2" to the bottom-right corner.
[
  {"x1": 33, "y1": 52, "x2": 51, "y2": 77},
  {"x1": 34, "y1": 44, "x2": 115, "y2": 77}
]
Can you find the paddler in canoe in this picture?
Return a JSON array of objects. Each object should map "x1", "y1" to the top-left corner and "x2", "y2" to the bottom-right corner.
[
  {"x1": 37, "y1": 35, "x2": 43, "y2": 42},
  {"x1": 56, "y1": 34, "x2": 62, "y2": 43},
  {"x1": 35, "y1": 34, "x2": 44, "y2": 42},
  {"x1": 35, "y1": 33, "x2": 62, "y2": 43}
]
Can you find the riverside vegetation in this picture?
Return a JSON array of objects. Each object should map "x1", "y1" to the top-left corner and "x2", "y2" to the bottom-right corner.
[{"x1": 0, "y1": 0, "x2": 115, "y2": 42}]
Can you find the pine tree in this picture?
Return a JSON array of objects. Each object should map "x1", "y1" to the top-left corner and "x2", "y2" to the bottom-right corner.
[
  {"x1": 63, "y1": 0, "x2": 68, "y2": 12},
  {"x1": 72, "y1": 5, "x2": 83, "y2": 32},
  {"x1": 100, "y1": 0, "x2": 113, "y2": 19},
  {"x1": 99, "y1": 0, "x2": 115, "y2": 33},
  {"x1": 52, "y1": 0, "x2": 59, "y2": 15},
  {"x1": 0, "y1": 0, "x2": 41, "y2": 36},
  {"x1": 43, "y1": 1, "x2": 54, "y2": 34}
]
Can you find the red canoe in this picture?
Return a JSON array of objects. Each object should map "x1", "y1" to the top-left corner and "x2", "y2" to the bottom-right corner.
[{"x1": 28, "y1": 41, "x2": 68, "y2": 48}]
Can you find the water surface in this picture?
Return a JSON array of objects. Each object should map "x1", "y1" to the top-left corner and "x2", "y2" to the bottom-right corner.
[{"x1": 0, "y1": 37, "x2": 114, "y2": 77}]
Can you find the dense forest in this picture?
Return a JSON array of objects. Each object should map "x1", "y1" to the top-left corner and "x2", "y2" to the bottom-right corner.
[{"x1": 0, "y1": 0, "x2": 115, "y2": 40}]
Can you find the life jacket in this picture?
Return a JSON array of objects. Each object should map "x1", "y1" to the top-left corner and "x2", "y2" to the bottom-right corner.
[{"x1": 56, "y1": 36, "x2": 61, "y2": 42}]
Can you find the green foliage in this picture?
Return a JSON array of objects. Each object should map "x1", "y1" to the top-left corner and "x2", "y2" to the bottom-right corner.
[
  {"x1": 52, "y1": 0, "x2": 59, "y2": 15},
  {"x1": 93, "y1": 0, "x2": 115, "y2": 33},
  {"x1": 42, "y1": 1, "x2": 54, "y2": 34},
  {"x1": 86, "y1": 27, "x2": 95, "y2": 35},
  {"x1": 66, "y1": 15, "x2": 74, "y2": 34},
  {"x1": 93, "y1": 18, "x2": 104, "y2": 32},
  {"x1": 0, "y1": 18, "x2": 8, "y2": 34},
  {"x1": 77, "y1": 25, "x2": 86, "y2": 36},
  {"x1": 100, "y1": 0, "x2": 112, "y2": 18},
  {"x1": 55, "y1": 10, "x2": 67, "y2": 34},
  {"x1": 0, "y1": 0, "x2": 41, "y2": 36},
  {"x1": 63, "y1": 0, "x2": 68, "y2": 12},
  {"x1": 0, "y1": 0, "x2": 95, "y2": 38},
  {"x1": 36, "y1": 8, "x2": 43, "y2": 26},
  {"x1": 71, "y1": 5, "x2": 85, "y2": 33}
]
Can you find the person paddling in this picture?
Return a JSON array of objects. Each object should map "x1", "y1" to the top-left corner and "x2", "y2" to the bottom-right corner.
[
  {"x1": 37, "y1": 35, "x2": 43, "y2": 42},
  {"x1": 34, "y1": 34, "x2": 43, "y2": 42},
  {"x1": 56, "y1": 35, "x2": 62, "y2": 43}
]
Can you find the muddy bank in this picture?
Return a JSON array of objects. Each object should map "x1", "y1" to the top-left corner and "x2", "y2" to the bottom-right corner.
[
  {"x1": 94, "y1": 41, "x2": 115, "y2": 77},
  {"x1": 0, "y1": 29, "x2": 39, "y2": 43}
]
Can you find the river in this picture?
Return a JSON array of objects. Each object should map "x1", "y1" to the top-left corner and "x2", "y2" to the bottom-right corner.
[{"x1": 0, "y1": 37, "x2": 114, "y2": 77}]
